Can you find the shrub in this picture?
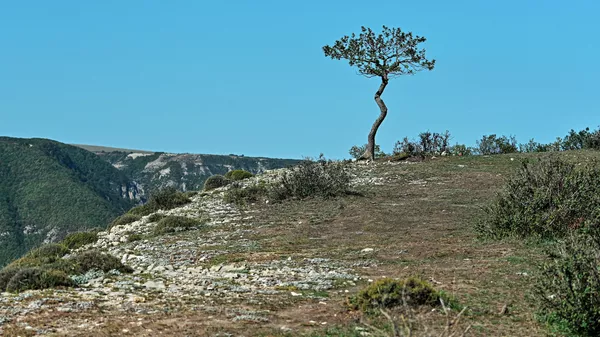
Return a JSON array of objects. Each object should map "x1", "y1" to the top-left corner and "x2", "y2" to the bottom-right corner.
[
  {"x1": 0, "y1": 266, "x2": 21, "y2": 291},
  {"x1": 271, "y1": 156, "x2": 350, "y2": 200},
  {"x1": 476, "y1": 134, "x2": 518, "y2": 155},
  {"x1": 223, "y1": 183, "x2": 268, "y2": 205},
  {"x1": 147, "y1": 213, "x2": 166, "y2": 223},
  {"x1": 349, "y1": 144, "x2": 387, "y2": 160},
  {"x1": 153, "y1": 216, "x2": 206, "y2": 236},
  {"x1": 203, "y1": 175, "x2": 231, "y2": 191},
  {"x1": 109, "y1": 213, "x2": 141, "y2": 229},
  {"x1": 348, "y1": 276, "x2": 454, "y2": 313},
  {"x1": 477, "y1": 157, "x2": 600, "y2": 239},
  {"x1": 148, "y1": 187, "x2": 191, "y2": 211},
  {"x1": 224, "y1": 170, "x2": 254, "y2": 181},
  {"x1": 61, "y1": 231, "x2": 98, "y2": 249},
  {"x1": 449, "y1": 144, "x2": 473, "y2": 156},
  {"x1": 71, "y1": 251, "x2": 133, "y2": 274},
  {"x1": 24, "y1": 243, "x2": 69, "y2": 264},
  {"x1": 393, "y1": 130, "x2": 451, "y2": 157},
  {"x1": 535, "y1": 228, "x2": 600, "y2": 336},
  {"x1": 519, "y1": 138, "x2": 550, "y2": 153},
  {"x1": 5, "y1": 267, "x2": 75, "y2": 293}
]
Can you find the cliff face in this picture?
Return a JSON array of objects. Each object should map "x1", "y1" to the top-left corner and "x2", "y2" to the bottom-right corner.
[{"x1": 94, "y1": 151, "x2": 301, "y2": 197}]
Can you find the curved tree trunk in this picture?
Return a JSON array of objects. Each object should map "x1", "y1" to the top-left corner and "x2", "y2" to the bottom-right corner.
[{"x1": 361, "y1": 75, "x2": 389, "y2": 161}]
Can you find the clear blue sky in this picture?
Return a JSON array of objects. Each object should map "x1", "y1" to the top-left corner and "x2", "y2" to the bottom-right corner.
[{"x1": 1, "y1": 1, "x2": 598, "y2": 159}]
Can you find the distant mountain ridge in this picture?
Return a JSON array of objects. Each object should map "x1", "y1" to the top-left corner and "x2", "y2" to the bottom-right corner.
[{"x1": 79, "y1": 146, "x2": 301, "y2": 197}]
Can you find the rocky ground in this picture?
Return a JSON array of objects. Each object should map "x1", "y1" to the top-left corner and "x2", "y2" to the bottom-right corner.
[{"x1": 0, "y1": 163, "x2": 393, "y2": 336}]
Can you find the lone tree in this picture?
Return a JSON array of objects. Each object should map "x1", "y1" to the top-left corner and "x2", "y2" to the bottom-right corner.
[{"x1": 323, "y1": 26, "x2": 435, "y2": 160}]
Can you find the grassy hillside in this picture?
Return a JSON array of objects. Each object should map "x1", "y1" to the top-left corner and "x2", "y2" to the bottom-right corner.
[
  {"x1": 4, "y1": 150, "x2": 600, "y2": 335},
  {"x1": 0, "y1": 137, "x2": 138, "y2": 266}
]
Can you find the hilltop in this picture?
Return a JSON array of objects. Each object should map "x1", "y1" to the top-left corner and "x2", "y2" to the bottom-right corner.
[{"x1": 3, "y1": 150, "x2": 598, "y2": 336}]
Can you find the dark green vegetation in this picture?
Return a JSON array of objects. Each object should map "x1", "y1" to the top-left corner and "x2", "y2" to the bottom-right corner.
[
  {"x1": 534, "y1": 230, "x2": 600, "y2": 337},
  {"x1": 0, "y1": 137, "x2": 138, "y2": 267},
  {"x1": 477, "y1": 157, "x2": 600, "y2": 239},
  {"x1": 224, "y1": 169, "x2": 254, "y2": 181},
  {"x1": 348, "y1": 276, "x2": 454, "y2": 313},
  {"x1": 0, "y1": 243, "x2": 131, "y2": 292},
  {"x1": 222, "y1": 157, "x2": 352, "y2": 205},
  {"x1": 324, "y1": 25, "x2": 435, "y2": 160},
  {"x1": 203, "y1": 175, "x2": 231, "y2": 191},
  {"x1": 475, "y1": 153, "x2": 600, "y2": 336},
  {"x1": 60, "y1": 231, "x2": 99, "y2": 249},
  {"x1": 152, "y1": 215, "x2": 208, "y2": 236},
  {"x1": 272, "y1": 156, "x2": 351, "y2": 200}
]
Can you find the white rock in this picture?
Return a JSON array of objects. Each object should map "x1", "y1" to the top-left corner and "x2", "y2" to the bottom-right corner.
[{"x1": 361, "y1": 248, "x2": 374, "y2": 253}]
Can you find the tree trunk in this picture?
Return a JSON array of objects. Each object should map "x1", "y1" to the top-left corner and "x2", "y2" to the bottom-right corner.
[{"x1": 361, "y1": 75, "x2": 389, "y2": 161}]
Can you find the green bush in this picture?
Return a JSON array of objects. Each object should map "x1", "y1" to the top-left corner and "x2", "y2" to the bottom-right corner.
[
  {"x1": 223, "y1": 183, "x2": 268, "y2": 205},
  {"x1": 477, "y1": 157, "x2": 600, "y2": 239},
  {"x1": 5, "y1": 267, "x2": 75, "y2": 293},
  {"x1": 61, "y1": 231, "x2": 98, "y2": 249},
  {"x1": 153, "y1": 216, "x2": 206, "y2": 236},
  {"x1": 348, "y1": 276, "x2": 454, "y2": 313},
  {"x1": 148, "y1": 187, "x2": 191, "y2": 211},
  {"x1": 203, "y1": 175, "x2": 231, "y2": 191},
  {"x1": 147, "y1": 213, "x2": 166, "y2": 223},
  {"x1": 224, "y1": 170, "x2": 254, "y2": 181},
  {"x1": 393, "y1": 131, "x2": 452, "y2": 157},
  {"x1": 271, "y1": 156, "x2": 350, "y2": 200},
  {"x1": 0, "y1": 266, "x2": 21, "y2": 292},
  {"x1": 24, "y1": 243, "x2": 69, "y2": 264},
  {"x1": 71, "y1": 250, "x2": 133, "y2": 274},
  {"x1": 109, "y1": 213, "x2": 141, "y2": 229},
  {"x1": 535, "y1": 228, "x2": 600, "y2": 336},
  {"x1": 562, "y1": 127, "x2": 600, "y2": 151},
  {"x1": 476, "y1": 134, "x2": 518, "y2": 155}
]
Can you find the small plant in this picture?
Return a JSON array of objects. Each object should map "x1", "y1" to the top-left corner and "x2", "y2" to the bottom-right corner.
[
  {"x1": 477, "y1": 157, "x2": 600, "y2": 239},
  {"x1": 224, "y1": 170, "x2": 254, "y2": 181},
  {"x1": 203, "y1": 175, "x2": 231, "y2": 191},
  {"x1": 535, "y1": 227, "x2": 600, "y2": 336},
  {"x1": 348, "y1": 276, "x2": 455, "y2": 313},
  {"x1": 109, "y1": 213, "x2": 141, "y2": 229},
  {"x1": 61, "y1": 231, "x2": 98, "y2": 249},
  {"x1": 153, "y1": 215, "x2": 207, "y2": 236},
  {"x1": 271, "y1": 155, "x2": 350, "y2": 200},
  {"x1": 349, "y1": 144, "x2": 387, "y2": 160},
  {"x1": 71, "y1": 250, "x2": 133, "y2": 274}
]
